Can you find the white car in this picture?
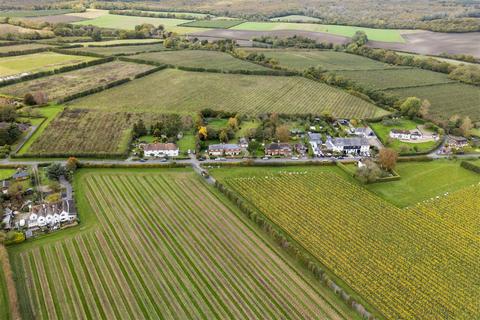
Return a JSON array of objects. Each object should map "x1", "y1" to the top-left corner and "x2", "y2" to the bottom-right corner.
[{"x1": 291, "y1": 156, "x2": 299, "y2": 160}]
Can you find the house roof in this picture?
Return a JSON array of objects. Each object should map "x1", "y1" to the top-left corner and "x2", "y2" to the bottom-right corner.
[
  {"x1": 266, "y1": 143, "x2": 292, "y2": 151},
  {"x1": 208, "y1": 144, "x2": 241, "y2": 150},
  {"x1": 308, "y1": 133, "x2": 322, "y2": 142},
  {"x1": 449, "y1": 135, "x2": 468, "y2": 142},
  {"x1": 391, "y1": 129, "x2": 411, "y2": 134},
  {"x1": 12, "y1": 171, "x2": 29, "y2": 179},
  {"x1": 327, "y1": 137, "x2": 369, "y2": 148},
  {"x1": 143, "y1": 143, "x2": 178, "y2": 151},
  {"x1": 31, "y1": 199, "x2": 76, "y2": 217}
]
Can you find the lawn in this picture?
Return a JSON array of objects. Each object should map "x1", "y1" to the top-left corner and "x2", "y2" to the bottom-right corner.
[
  {"x1": 335, "y1": 68, "x2": 454, "y2": 90},
  {"x1": 0, "y1": 169, "x2": 16, "y2": 180},
  {"x1": 8, "y1": 168, "x2": 352, "y2": 319},
  {"x1": 366, "y1": 160, "x2": 480, "y2": 207},
  {"x1": 16, "y1": 105, "x2": 63, "y2": 155},
  {"x1": 0, "y1": 52, "x2": 97, "y2": 78},
  {"x1": 385, "y1": 83, "x2": 480, "y2": 122},
  {"x1": 1, "y1": 61, "x2": 155, "y2": 102},
  {"x1": 270, "y1": 15, "x2": 321, "y2": 22},
  {"x1": 211, "y1": 164, "x2": 480, "y2": 319},
  {"x1": 179, "y1": 19, "x2": 244, "y2": 29},
  {"x1": 68, "y1": 68, "x2": 388, "y2": 119},
  {"x1": 232, "y1": 22, "x2": 406, "y2": 43},
  {"x1": 132, "y1": 50, "x2": 269, "y2": 71},
  {"x1": 65, "y1": 43, "x2": 167, "y2": 56},
  {"x1": 370, "y1": 119, "x2": 438, "y2": 153},
  {"x1": 73, "y1": 14, "x2": 205, "y2": 34},
  {"x1": 177, "y1": 133, "x2": 195, "y2": 153},
  {"x1": 244, "y1": 49, "x2": 397, "y2": 71}
]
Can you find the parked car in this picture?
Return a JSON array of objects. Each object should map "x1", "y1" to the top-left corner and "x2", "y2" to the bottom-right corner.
[{"x1": 291, "y1": 156, "x2": 299, "y2": 160}]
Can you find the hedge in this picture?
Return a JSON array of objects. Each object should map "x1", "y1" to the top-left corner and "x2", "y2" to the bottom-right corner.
[
  {"x1": 214, "y1": 180, "x2": 380, "y2": 320},
  {"x1": 134, "y1": 65, "x2": 167, "y2": 79},
  {"x1": 86, "y1": 41, "x2": 163, "y2": 48},
  {"x1": 460, "y1": 160, "x2": 480, "y2": 174},
  {"x1": 56, "y1": 77, "x2": 131, "y2": 103},
  {"x1": 0, "y1": 47, "x2": 50, "y2": 57},
  {"x1": 50, "y1": 48, "x2": 107, "y2": 58},
  {"x1": 12, "y1": 152, "x2": 129, "y2": 159},
  {"x1": 78, "y1": 162, "x2": 188, "y2": 169}
]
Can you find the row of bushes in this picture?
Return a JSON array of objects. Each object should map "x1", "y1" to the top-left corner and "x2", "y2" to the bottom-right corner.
[
  {"x1": 12, "y1": 152, "x2": 129, "y2": 159},
  {"x1": 214, "y1": 180, "x2": 379, "y2": 320},
  {"x1": 50, "y1": 48, "x2": 107, "y2": 58},
  {"x1": 78, "y1": 162, "x2": 188, "y2": 169},
  {"x1": 0, "y1": 47, "x2": 50, "y2": 57},
  {"x1": 57, "y1": 77, "x2": 131, "y2": 103},
  {"x1": 87, "y1": 41, "x2": 163, "y2": 48},
  {"x1": 134, "y1": 65, "x2": 168, "y2": 79},
  {"x1": 118, "y1": 56, "x2": 165, "y2": 66},
  {"x1": 460, "y1": 160, "x2": 480, "y2": 173},
  {"x1": 0, "y1": 56, "x2": 114, "y2": 87},
  {"x1": 176, "y1": 65, "x2": 298, "y2": 76}
]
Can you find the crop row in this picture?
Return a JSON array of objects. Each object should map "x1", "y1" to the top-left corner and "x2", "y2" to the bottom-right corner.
[
  {"x1": 11, "y1": 171, "x2": 345, "y2": 319},
  {"x1": 223, "y1": 171, "x2": 480, "y2": 319}
]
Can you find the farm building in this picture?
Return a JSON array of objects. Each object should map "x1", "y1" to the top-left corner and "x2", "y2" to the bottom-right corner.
[
  {"x1": 326, "y1": 137, "x2": 370, "y2": 155},
  {"x1": 265, "y1": 143, "x2": 292, "y2": 156},
  {"x1": 143, "y1": 143, "x2": 179, "y2": 157},
  {"x1": 448, "y1": 136, "x2": 468, "y2": 148},
  {"x1": 208, "y1": 144, "x2": 242, "y2": 156}
]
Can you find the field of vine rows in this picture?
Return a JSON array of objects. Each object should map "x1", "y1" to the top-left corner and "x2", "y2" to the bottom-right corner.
[
  {"x1": 213, "y1": 166, "x2": 480, "y2": 319},
  {"x1": 69, "y1": 68, "x2": 388, "y2": 118},
  {"x1": 8, "y1": 169, "x2": 351, "y2": 320}
]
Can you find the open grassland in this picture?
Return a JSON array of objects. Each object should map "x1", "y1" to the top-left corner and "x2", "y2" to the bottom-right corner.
[
  {"x1": 335, "y1": 68, "x2": 454, "y2": 90},
  {"x1": 9, "y1": 169, "x2": 351, "y2": 320},
  {"x1": 0, "y1": 52, "x2": 97, "y2": 78},
  {"x1": 1, "y1": 61, "x2": 155, "y2": 101},
  {"x1": 366, "y1": 160, "x2": 480, "y2": 207},
  {"x1": 132, "y1": 50, "x2": 269, "y2": 71},
  {"x1": 245, "y1": 49, "x2": 397, "y2": 71},
  {"x1": 385, "y1": 83, "x2": 480, "y2": 122},
  {"x1": 179, "y1": 19, "x2": 244, "y2": 29},
  {"x1": 66, "y1": 43, "x2": 167, "y2": 56},
  {"x1": 130, "y1": 10, "x2": 212, "y2": 19},
  {"x1": 73, "y1": 14, "x2": 204, "y2": 34},
  {"x1": 270, "y1": 15, "x2": 321, "y2": 22},
  {"x1": 232, "y1": 22, "x2": 406, "y2": 43},
  {"x1": 69, "y1": 68, "x2": 387, "y2": 118},
  {"x1": 0, "y1": 43, "x2": 52, "y2": 54},
  {"x1": 212, "y1": 165, "x2": 480, "y2": 319}
]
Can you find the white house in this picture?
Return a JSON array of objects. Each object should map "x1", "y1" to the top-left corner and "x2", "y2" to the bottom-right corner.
[
  {"x1": 308, "y1": 132, "x2": 323, "y2": 156},
  {"x1": 28, "y1": 200, "x2": 77, "y2": 228},
  {"x1": 389, "y1": 129, "x2": 423, "y2": 140},
  {"x1": 143, "y1": 143, "x2": 179, "y2": 157},
  {"x1": 208, "y1": 144, "x2": 242, "y2": 156},
  {"x1": 326, "y1": 137, "x2": 370, "y2": 155}
]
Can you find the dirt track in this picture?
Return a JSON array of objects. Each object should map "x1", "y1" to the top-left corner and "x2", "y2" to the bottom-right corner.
[{"x1": 192, "y1": 28, "x2": 480, "y2": 58}]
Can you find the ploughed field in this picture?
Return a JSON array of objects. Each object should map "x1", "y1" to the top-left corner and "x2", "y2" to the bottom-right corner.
[
  {"x1": 247, "y1": 49, "x2": 480, "y2": 122},
  {"x1": 212, "y1": 165, "x2": 480, "y2": 320},
  {"x1": 0, "y1": 61, "x2": 155, "y2": 102},
  {"x1": 9, "y1": 169, "x2": 350, "y2": 320},
  {"x1": 131, "y1": 50, "x2": 270, "y2": 71},
  {"x1": 0, "y1": 52, "x2": 97, "y2": 78},
  {"x1": 68, "y1": 68, "x2": 388, "y2": 118}
]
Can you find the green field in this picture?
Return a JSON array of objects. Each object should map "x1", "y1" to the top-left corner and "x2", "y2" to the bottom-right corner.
[
  {"x1": 386, "y1": 83, "x2": 480, "y2": 122},
  {"x1": 68, "y1": 68, "x2": 388, "y2": 118},
  {"x1": 73, "y1": 14, "x2": 204, "y2": 34},
  {"x1": 1, "y1": 61, "x2": 155, "y2": 101},
  {"x1": 127, "y1": 10, "x2": 212, "y2": 19},
  {"x1": 65, "y1": 43, "x2": 167, "y2": 56},
  {"x1": 0, "y1": 249, "x2": 10, "y2": 320},
  {"x1": 9, "y1": 168, "x2": 352, "y2": 319},
  {"x1": 370, "y1": 119, "x2": 438, "y2": 153},
  {"x1": 0, "y1": 43, "x2": 52, "y2": 54},
  {"x1": 245, "y1": 49, "x2": 397, "y2": 71},
  {"x1": 0, "y1": 52, "x2": 97, "y2": 78},
  {"x1": 0, "y1": 169, "x2": 15, "y2": 180},
  {"x1": 335, "y1": 68, "x2": 454, "y2": 90},
  {"x1": 211, "y1": 164, "x2": 480, "y2": 319},
  {"x1": 270, "y1": 15, "x2": 321, "y2": 22},
  {"x1": 16, "y1": 105, "x2": 63, "y2": 155},
  {"x1": 132, "y1": 50, "x2": 269, "y2": 71},
  {"x1": 76, "y1": 39, "x2": 162, "y2": 47},
  {"x1": 366, "y1": 160, "x2": 480, "y2": 207},
  {"x1": 179, "y1": 19, "x2": 244, "y2": 29},
  {"x1": 232, "y1": 22, "x2": 406, "y2": 43}
]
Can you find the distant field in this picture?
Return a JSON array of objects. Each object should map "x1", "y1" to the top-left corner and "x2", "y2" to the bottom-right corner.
[
  {"x1": 212, "y1": 164, "x2": 480, "y2": 319},
  {"x1": 0, "y1": 9, "x2": 74, "y2": 17},
  {"x1": 335, "y1": 68, "x2": 454, "y2": 90},
  {"x1": 77, "y1": 39, "x2": 162, "y2": 47},
  {"x1": 385, "y1": 83, "x2": 480, "y2": 122},
  {"x1": 66, "y1": 43, "x2": 167, "y2": 56},
  {"x1": 245, "y1": 49, "x2": 397, "y2": 71},
  {"x1": 0, "y1": 43, "x2": 52, "y2": 54},
  {"x1": 9, "y1": 169, "x2": 351, "y2": 319},
  {"x1": 0, "y1": 52, "x2": 97, "y2": 77},
  {"x1": 131, "y1": 10, "x2": 212, "y2": 19},
  {"x1": 232, "y1": 22, "x2": 406, "y2": 43},
  {"x1": 0, "y1": 24, "x2": 53, "y2": 37},
  {"x1": 73, "y1": 14, "x2": 204, "y2": 34},
  {"x1": 1, "y1": 61, "x2": 155, "y2": 101},
  {"x1": 132, "y1": 50, "x2": 269, "y2": 71},
  {"x1": 69, "y1": 68, "x2": 388, "y2": 118},
  {"x1": 179, "y1": 19, "x2": 244, "y2": 29},
  {"x1": 366, "y1": 160, "x2": 480, "y2": 207},
  {"x1": 270, "y1": 15, "x2": 321, "y2": 22}
]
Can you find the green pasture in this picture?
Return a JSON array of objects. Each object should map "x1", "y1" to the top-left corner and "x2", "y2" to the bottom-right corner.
[
  {"x1": 366, "y1": 160, "x2": 480, "y2": 207},
  {"x1": 270, "y1": 15, "x2": 321, "y2": 22},
  {"x1": 0, "y1": 9, "x2": 74, "y2": 17},
  {"x1": 232, "y1": 22, "x2": 406, "y2": 43},
  {"x1": 179, "y1": 19, "x2": 244, "y2": 29},
  {"x1": 66, "y1": 43, "x2": 166, "y2": 56}
]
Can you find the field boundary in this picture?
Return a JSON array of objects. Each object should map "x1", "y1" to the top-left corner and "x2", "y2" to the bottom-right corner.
[
  {"x1": 0, "y1": 245, "x2": 20, "y2": 320},
  {"x1": 460, "y1": 160, "x2": 480, "y2": 174}
]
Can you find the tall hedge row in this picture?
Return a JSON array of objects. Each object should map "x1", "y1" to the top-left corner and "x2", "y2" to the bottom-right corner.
[{"x1": 460, "y1": 160, "x2": 480, "y2": 173}]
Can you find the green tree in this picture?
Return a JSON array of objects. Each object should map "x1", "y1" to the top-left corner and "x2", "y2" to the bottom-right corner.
[
  {"x1": 400, "y1": 97, "x2": 422, "y2": 118},
  {"x1": 46, "y1": 163, "x2": 65, "y2": 181}
]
